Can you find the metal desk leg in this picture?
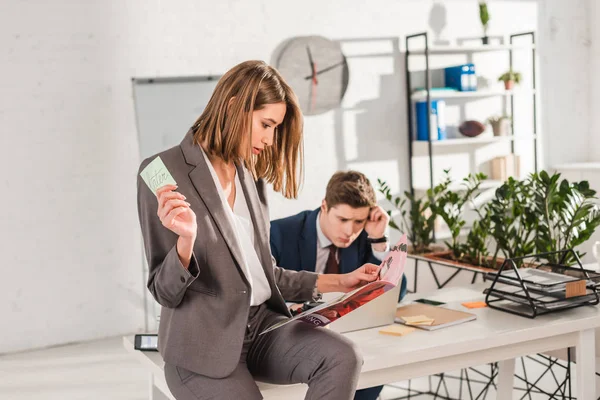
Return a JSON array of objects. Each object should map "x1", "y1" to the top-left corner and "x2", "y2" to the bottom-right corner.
[
  {"x1": 496, "y1": 359, "x2": 515, "y2": 400},
  {"x1": 576, "y1": 329, "x2": 596, "y2": 400},
  {"x1": 149, "y1": 372, "x2": 155, "y2": 400}
]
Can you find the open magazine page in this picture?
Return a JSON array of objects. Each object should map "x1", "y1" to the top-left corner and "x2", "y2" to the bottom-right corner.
[{"x1": 260, "y1": 234, "x2": 408, "y2": 335}]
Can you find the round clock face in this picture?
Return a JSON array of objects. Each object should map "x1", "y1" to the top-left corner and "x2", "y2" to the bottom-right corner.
[{"x1": 275, "y1": 36, "x2": 349, "y2": 116}]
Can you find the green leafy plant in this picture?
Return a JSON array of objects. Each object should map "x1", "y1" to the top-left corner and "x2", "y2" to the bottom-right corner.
[
  {"x1": 488, "y1": 177, "x2": 537, "y2": 266},
  {"x1": 531, "y1": 171, "x2": 600, "y2": 264},
  {"x1": 498, "y1": 70, "x2": 522, "y2": 84},
  {"x1": 479, "y1": 2, "x2": 490, "y2": 37},
  {"x1": 463, "y1": 206, "x2": 493, "y2": 267},
  {"x1": 377, "y1": 179, "x2": 437, "y2": 254},
  {"x1": 429, "y1": 171, "x2": 487, "y2": 260},
  {"x1": 486, "y1": 115, "x2": 511, "y2": 125}
]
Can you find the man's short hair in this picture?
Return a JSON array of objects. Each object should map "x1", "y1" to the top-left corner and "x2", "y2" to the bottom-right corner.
[{"x1": 324, "y1": 171, "x2": 377, "y2": 210}]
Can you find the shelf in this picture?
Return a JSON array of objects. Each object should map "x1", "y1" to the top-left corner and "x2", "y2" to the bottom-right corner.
[
  {"x1": 408, "y1": 44, "x2": 535, "y2": 55},
  {"x1": 412, "y1": 135, "x2": 537, "y2": 150},
  {"x1": 414, "y1": 179, "x2": 503, "y2": 192},
  {"x1": 411, "y1": 89, "x2": 535, "y2": 101},
  {"x1": 553, "y1": 162, "x2": 600, "y2": 171}
]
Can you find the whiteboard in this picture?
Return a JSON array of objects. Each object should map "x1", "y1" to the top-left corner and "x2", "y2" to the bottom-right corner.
[
  {"x1": 132, "y1": 75, "x2": 220, "y2": 330},
  {"x1": 132, "y1": 75, "x2": 221, "y2": 160}
]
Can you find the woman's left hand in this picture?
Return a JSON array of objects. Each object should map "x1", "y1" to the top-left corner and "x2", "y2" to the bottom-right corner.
[{"x1": 339, "y1": 263, "x2": 381, "y2": 292}]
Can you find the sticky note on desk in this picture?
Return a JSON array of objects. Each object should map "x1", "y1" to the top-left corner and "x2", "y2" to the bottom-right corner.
[
  {"x1": 140, "y1": 156, "x2": 177, "y2": 195},
  {"x1": 462, "y1": 301, "x2": 487, "y2": 309},
  {"x1": 379, "y1": 324, "x2": 416, "y2": 337},
  {"x1": 400, "y1": 315, "x2": 435, "y2": 326}
]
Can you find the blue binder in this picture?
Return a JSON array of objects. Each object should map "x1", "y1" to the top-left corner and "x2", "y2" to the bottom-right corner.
[
  {"x1": 444, "y1": 64, "x2": 476, "y2": 92},
  {"x1": 416, "y1": 100, "x2": 446, "y2": 141}
]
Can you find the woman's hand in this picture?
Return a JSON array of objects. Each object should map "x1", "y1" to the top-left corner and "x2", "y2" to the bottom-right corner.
[
  {"x1": 156, "y1": 185, "x2": 197, "y2": 268},
  {"x1": 156, "y1": 185, "x2": 197, "y2": 238}
]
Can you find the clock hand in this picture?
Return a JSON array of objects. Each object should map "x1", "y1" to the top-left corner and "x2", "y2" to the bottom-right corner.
[
  {"x1": 304, "y1": 60, "x2": 345, "y2": 80},
  {"x1": 306, "y1": 46, "x2": 318, "y2": 85},
  {"x1": 306, "y1": 46, "x2": 315, "y2": 72}
]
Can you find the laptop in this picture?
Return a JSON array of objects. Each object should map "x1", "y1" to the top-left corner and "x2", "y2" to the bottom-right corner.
[{"x1": 327, "y1": 284, "x2": 401, "y2": 333}]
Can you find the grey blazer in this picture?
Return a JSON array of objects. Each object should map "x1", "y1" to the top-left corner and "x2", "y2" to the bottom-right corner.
[{"x1": 137, "y1": 130, "x2": 318, "y2": 378}]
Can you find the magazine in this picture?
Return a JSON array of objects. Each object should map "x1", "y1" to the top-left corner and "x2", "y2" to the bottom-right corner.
[{"x1": 259, "y1": 234, "x2": 408, "y2": 335}]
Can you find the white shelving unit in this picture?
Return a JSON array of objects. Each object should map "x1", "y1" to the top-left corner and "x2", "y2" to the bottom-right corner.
[
  {"x1": 412, "y1": 134, "x2": 537, "y2": 150},
  {"x1": 408, "y1": 44, "x2": 535, "y2": 55},
  {"x1": 410, "y1": 89, "x2": 536, "y2": 101}
]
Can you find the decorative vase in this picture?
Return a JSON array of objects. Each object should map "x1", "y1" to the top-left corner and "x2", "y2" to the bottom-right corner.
[{"x1": 491, "y1": 119, "x2": 511, "y2": 136}]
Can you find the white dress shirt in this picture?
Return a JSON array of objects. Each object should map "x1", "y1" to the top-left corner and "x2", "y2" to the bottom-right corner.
[
  {"x1": 315, "y1": 211, "x2": 389, "y2": 274},
  {"x1": 201, "y1": 149, "x2": 271, "y2": 306}
]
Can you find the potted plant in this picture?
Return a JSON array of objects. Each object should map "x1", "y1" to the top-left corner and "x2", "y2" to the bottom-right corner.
[
  {"x1": 488, "y1": 177, "x2": 537, "y2": 268},
  {"x1": 381, "y1": 169, "x2": 600, "y2": 272},
  {"x1": 498, "y1": 70, "x2": 522, "y2": 90},
  {"x1": 479, "y1": 2, "x2": 490, "y2": 44},
  {"x1": 487, "y1": 115, "x2": 511, "y2": 136},
  {"x1": 427, "y1": 172, "x2": 487, "y2": 262},
  {"x1": 530, "y1": 171, "x2": 600, "y2": 265},
  {"x1": 377, "y1": 179, "x2": 441, "y2": 254},
  {"x1": 463, "y1": 206, "x2": 493, "y2": 268}
]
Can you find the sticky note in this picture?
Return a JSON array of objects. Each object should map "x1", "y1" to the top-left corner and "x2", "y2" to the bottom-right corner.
[
  {"x1": 462, "y1": 301, "x2": 488, "y2": 309},
  {"x1": 401, "y1": 315, "x2": 434, "y2": 324},
  {"x1": 140, "y1": 156, "x2": 177, "y2": 195},
  {"x1": 565, "y1": 280, "x2": 586, "y2": 298},
  {"x1": 409, "y1": 319, "x2": 434, "y2": 326},
  {"x1": 379, "y1": 324, "x2": 416, "y2": 337}
]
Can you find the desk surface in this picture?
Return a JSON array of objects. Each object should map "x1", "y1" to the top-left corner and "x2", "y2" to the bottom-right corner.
[{"x1": 124, "y1": 284, "x2": 600, "y2": 397}]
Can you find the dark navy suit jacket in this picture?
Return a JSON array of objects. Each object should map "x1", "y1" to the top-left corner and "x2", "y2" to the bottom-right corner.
[{"x1": 270, "y1": 208, "x2": 407, "y2": 300}]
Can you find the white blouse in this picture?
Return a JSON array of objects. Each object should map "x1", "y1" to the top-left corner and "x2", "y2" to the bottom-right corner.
[{"x1": 201, "y1": 149, "x2": 272, "y2": 306}]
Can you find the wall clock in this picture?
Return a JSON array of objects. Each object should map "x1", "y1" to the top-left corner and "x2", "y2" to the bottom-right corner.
[{"x1": 274, "y1": 36, "x2": 349, "y2": 116}]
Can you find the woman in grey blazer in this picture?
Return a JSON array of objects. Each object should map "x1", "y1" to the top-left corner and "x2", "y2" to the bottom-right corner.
[{"x1": 137, "y1": 60, "x2": 381, "y2": 400}]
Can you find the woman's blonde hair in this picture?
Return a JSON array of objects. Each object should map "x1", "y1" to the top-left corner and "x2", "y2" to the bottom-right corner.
[{"x1": 192, "y1": 60, "x2": 303, "y2": 199}]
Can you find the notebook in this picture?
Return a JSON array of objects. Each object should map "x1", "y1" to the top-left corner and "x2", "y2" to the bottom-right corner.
[{"x1": 395, "y1": 303, "x2": 476, "y2": 331}]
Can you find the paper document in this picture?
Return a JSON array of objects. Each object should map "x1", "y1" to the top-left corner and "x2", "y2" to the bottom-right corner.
[
  {"x1": 260, "y1": 234, "x2": 408, "y2": 335},
  {"x1": 140, "y1": 156, "x2": 177, "y2": 195}
]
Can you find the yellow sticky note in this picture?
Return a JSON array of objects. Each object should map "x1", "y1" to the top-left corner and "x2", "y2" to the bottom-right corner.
[
  {"x1": 409, "y1": 319, "x2": 434, "y2": 326},
  {"x1": 401, "y1": 315, "x2": 434, "y2": 324},
  {"x1": 379, "y1": 324, "x2": 416, "y2": 337}
]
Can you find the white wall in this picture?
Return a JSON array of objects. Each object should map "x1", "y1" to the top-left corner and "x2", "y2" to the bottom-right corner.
[
  {"x1": 590, "y1": 0, "x2": 600, "y2": 162},
  {"x1": 1, "y1": 0, "x2": 537, "y2": 353},
  {"x1": 537, "y1": 0, "x2": 591, "y2": 168},
  {"x1": 538, "y1": 0, "x2": 600, "y2": 264}
]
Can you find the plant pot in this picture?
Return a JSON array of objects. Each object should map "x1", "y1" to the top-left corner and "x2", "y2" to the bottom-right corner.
[
  {"x1": 490, "y1": 119, "x2": 511, "y2": 136},
  {"x1": 504, "y1": 80, "x2": 514, "y2": 90},
  {"x1": 408, "y1": 244, "x2": 446, "y2": 256},
  {"x1": 482, "y1": 36, "x2": 489, "y2": 45},
  {"x1": 423, "y1": 251, "x2": 499, "y2": 273}
]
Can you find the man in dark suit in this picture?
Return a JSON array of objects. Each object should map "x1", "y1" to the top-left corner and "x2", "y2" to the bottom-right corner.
[{"x1": 270, "y1": 171, "x2": 408, "y2": 400}]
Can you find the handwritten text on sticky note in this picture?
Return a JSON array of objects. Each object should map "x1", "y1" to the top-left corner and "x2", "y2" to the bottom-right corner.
[{"x1": 140, "y1": 156, "x2": 177, "y2": 194}]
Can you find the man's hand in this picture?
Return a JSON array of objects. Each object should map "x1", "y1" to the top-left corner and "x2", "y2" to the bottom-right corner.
[
  {"x1": 364, "y1": 205, "x2": 389, "y2": 239},
  {"x1": 339, "y1": 263, "x2": 381, "y2": 292},
  {"x1": 316, "y1": 263, "x2": 381, "y2": 293}
]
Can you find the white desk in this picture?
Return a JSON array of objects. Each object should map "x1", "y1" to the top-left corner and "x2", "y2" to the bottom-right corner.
[{"x1": 123, "y1": 285, "x2": 600, "y2": 399}]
